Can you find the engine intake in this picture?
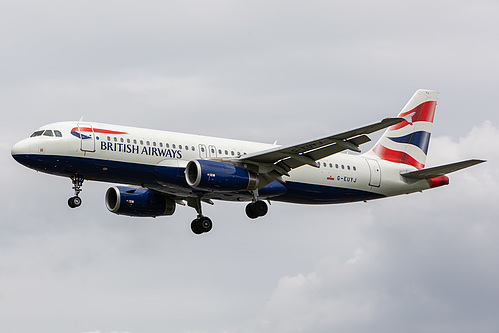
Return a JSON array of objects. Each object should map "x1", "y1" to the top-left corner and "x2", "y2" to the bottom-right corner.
[
  {"x1": 185, "y1": 160, "x2": 258, "y2": 191},
  {"x1": 105, "y1": 186, "x2": 176, "y2": 217}
]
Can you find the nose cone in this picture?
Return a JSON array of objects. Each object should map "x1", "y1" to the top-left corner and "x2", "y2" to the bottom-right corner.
[{"x1": 11, "y1": 139, "x2": 31, "y2": 164}]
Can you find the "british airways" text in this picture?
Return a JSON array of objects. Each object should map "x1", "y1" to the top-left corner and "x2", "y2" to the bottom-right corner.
[{"x1": 100, "y1": 142, "x2": 182, "y2": 158}]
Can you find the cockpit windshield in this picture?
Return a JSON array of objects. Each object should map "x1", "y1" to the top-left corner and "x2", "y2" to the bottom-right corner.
[
  {"x1": 30, "y1": 130, "x2": 63, "y2": 137},
  {"x1": 30, "y1": 130, "x2": 44, "y2": 137}
]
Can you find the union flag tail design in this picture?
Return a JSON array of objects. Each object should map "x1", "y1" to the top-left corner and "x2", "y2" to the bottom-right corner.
[{"x1": 370, "y1": 89, "x2": 438, "y2": 170}]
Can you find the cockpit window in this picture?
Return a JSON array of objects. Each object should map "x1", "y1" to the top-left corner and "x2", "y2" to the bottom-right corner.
[
  {"x1": 30, "y1": 130, "x2": 44, "y2": 137},
  {"x1": 30, "y1": 129, "x2": 63, "y2": 138}
]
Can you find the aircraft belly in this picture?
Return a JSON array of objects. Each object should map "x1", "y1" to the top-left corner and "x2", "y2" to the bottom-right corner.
[
  {"x1": 17, "y1": 153, "x2": 388, "y2": 204},
  {"x1": 274, "y1": 181, "x2": 385, "y2": 204}
]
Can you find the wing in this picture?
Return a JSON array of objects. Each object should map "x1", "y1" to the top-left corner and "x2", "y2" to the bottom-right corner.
[
  {"x1": 401, "y1": 159, "x2": 486, "y2": 179},
  {"x1": 233, "y1": 117, "x2": 404, "y2": 179}
]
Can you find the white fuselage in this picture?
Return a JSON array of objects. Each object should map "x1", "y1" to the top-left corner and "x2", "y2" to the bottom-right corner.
[{"x1": 12, "y1": 121, "x2": 433, "y2": 205}]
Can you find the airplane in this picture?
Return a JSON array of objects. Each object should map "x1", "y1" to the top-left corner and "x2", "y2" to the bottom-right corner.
[{"x1": 11, "y1": 89, "x2": 485, "y2": 234}]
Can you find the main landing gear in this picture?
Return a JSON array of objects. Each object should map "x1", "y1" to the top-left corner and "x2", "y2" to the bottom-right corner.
[
  {"x1": 245, "y1": 189, "x2": 268, "y2": 219},
  {"x1": 188, "y1": 199, "x2": 268, "y2": 235},
  {"x1": 187, "y1": 192, "x2": 268, "y2": 235},
  {"x1": 188, "y1": 198, "x2": 213, "y2": 235},
  {"x1": 191, "y1": 216, "x2": 213, "y2": 235},
  {"x1": 68, "y1": 176, "x2": 84, "y2": 208},
  {"x1": 245, "y1": 200, "x2": 268, "y2": 219}
]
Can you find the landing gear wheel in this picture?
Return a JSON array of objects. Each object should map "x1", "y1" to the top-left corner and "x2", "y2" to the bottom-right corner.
[
  {"x1": 68, "y1": 196, "x2": 82, "y2": 208},
  {"x1": 191, "y1": 219, "x2": 203, "y2": 234},
  {"x1": 254, "y1": 200, "x2": 268, "y2": 217},
  {"x1": 191, "y1": 216, "x2": 213, "y2": 234},
  {"x1": 246, "y1": 203, "x2": 259, "y2": 219},
  {"x1": 199, "y1": 216, "x2": 213, "y2": 233},
  {"x1": 246, "y1": 200, "x2": 268, "y2": 219}
]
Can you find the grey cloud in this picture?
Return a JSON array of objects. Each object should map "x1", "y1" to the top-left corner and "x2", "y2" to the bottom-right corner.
[
  {"x1": 2, "y1": 1, "x2": 498, "y2": 332},
  {"x1": 251, "y1": 123, "x2": 498, "y2": 333}
]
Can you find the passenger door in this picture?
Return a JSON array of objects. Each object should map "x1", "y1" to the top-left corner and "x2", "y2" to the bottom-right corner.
[
  {"x1": 366, "y1": 159, "x2": 381, "y2": 187},
  {"x1": 78, "y1": 123, "x2": 95, "y2": 152}
]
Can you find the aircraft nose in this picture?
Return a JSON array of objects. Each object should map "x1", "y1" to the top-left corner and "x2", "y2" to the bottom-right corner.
[{"x1": 11, "y1": 139, "x2": 30, "y2": 161}]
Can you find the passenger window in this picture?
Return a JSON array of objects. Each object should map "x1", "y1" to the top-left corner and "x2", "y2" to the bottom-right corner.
[
  {"x1": 140, "y1": 140, "x2": 144, "y2": 145},
  {"x1": 231, "y1": 151, "x2": 235, "y2": 156},
  {"x1": 225, "y1": 150, "x2": 228, "y2": 155},
  {"x1": 120, "y1": 138, "x2": 124, "y2": 143},
  {"x1": 172, "y1": 144, "x2": 176, "y2": 149},
  {"x1": 185, "y1": 146, "x2": 189, "y2": 151},
  {"x1": 341, "y1": 165, "x2": 345, "y2": 169},
  {"x1": 107, "y1": 136, "x2": 111, "y2": 141},
  {"x1": 329, "y1": 163, "x2": 333, "y2": 168},
  {"x1": 159, "y1": 142, "x2": 163, "y2": 147},
  {"x1": 335, "y1": 164, "x2": 339, "y2": 168},
  {"x1": 146, "y1": 141, "x2": 150, "y2": 146},
  {"x1": 347, "y1": 165, "x2": 351, "y2": 170},
  {"x1": 127, "y1": 138, "x2": 130, "y2": 143},
  {"x1": 133, "y1": 139, "x2": 137, "y2": 144},
  {"x1": 114, "y1": 137, "x2": 117, "y2": 142},
  {"x1": 191, "y1": 146, "x2": 195, "y2": 151},
  {"x1": 54, "y1": 130, "x2": 62, "y2": 137},
  {"x1": 153, "y1": 142, "x2": 156, "y2": 147},
  {"x1": 166, "y1": 143, "x2": 170, "y2": 148},
  {"x1": 353, "y1": 166, "x2": 357, "y2": 171},
  {"x1": 43, "y1": 130, "x2": 54, "y2": 137},
  {"x1": 218, "y1": 149, "x2": 222, "y2": 154}
]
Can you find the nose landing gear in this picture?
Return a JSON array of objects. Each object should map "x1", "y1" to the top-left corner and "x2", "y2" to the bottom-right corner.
[
  {"x1": 68, "y1": 176, "x2": 84, "y2": 208},
  {"x1": 68, "y1": 196, "x2": 82, "y2": 208}
]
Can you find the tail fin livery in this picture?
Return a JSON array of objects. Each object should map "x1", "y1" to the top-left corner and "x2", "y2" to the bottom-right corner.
[{"x1": 370, "y1": 89, "x2": 438, "y2": 169}]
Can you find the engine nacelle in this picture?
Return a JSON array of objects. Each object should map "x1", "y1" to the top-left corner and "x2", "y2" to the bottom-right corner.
[
  {"x1": 185, "y1": 160, "x2": 258, "y2": 191},
  {"x1": 105, "y1": 186, "x2": 176, "y2": 217}
]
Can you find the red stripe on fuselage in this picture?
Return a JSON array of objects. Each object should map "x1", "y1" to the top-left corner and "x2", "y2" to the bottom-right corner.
[{"x1": 71, "y1": 127, "x2": 128, "y2": 134}]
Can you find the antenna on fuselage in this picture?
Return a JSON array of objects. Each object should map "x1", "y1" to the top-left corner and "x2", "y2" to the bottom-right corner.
[{"x1": 78, "y1": 116, "x2": 84, "y2": 122}]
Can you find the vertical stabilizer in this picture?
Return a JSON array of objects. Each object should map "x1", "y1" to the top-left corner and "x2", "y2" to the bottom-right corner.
[{"x1": 368, "y1": 89, "x2": 438, "y2": 169}]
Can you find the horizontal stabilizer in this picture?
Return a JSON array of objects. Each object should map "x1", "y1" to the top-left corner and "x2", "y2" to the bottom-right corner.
[{"x1": 401, "y1": 159, "x2": 486, "y2": 179}]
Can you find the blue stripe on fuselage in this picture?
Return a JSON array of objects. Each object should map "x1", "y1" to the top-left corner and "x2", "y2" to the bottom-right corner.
[
  {"x1": 276, "y1": 181, "x2": 385, "y2": 204},
  {"x1": 12, "y1": 154, "x2": 384, "y2": 204}
]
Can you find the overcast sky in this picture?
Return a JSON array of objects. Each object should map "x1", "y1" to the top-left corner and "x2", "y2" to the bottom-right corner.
[{"x1": 2, "y1": 1, "x2": 498, "y2": 333}]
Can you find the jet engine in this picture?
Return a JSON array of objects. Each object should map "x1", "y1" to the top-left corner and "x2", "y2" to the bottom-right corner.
[
  {"x1": 185, "y1": 160, "x2": 258, "y2": 191},
  {"x1": 105, "y1": 186, "x2": 176, "y2": 217}
]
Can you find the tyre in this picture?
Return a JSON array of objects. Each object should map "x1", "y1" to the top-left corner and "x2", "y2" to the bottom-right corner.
[
  {"x1": 245, "y1": 203, "x2": 259, "y2": 219},
  {"x1": 199, "y1": 217, "x2": 213, "y2": 233},
  {"x1": 254, "y1": 200, "x2": 268, "y2": 217}
]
